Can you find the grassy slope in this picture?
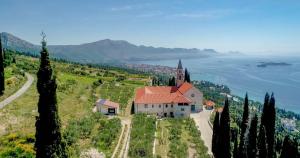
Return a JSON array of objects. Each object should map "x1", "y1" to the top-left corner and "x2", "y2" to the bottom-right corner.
[
  {"x1": 0, "y1": 66, "x2": 26, "y2": 102},
  {"x1": 0, "y1": 54, "x2": 149, "y2": 157}
]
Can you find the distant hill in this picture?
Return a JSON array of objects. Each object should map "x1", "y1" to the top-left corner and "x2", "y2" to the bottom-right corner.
[{"x1": 0, "y1": 32, "x2": 219, "y2": 64}]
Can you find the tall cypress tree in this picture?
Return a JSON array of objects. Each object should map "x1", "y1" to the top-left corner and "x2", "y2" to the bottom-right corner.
[
  {"x1": 280, "y1": 136, "x2": 298, "y2": 158},
  {"x1": 266, "y1": 93, "x2": 276, "y2": 158},
  {"x1": 35, "y1": 34, "x2": 67, "y2": 158},
  {"x1": 261, "y1": 93, "x2": 270, "y2": 128},
  {"x1": 247, "y1": 114, "x2": 258, "y2": 158},
  {"x1": 233, "y1": 136, "x2": 239, "y2": 158},
  {"x1": 0, "y1": 37, "x2": 5, "y2": 95},
  {"x1": 239, "y1": 93, "x2": 249, "y2": 157},
  {"x1": 212, "y1": 111, "x2": 220, "y2": 157},
  {"x1": 258, "y1": 125, "x2": 268, "y2": 158},
  {"x1": 218, "y1": 98, "x2": 231, "y2": 158},
  {"x1": 184, "y1": 68, "x2": 191, "y2": 83}
]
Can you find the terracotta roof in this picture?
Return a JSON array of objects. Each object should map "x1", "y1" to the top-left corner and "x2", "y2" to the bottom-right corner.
[
  {"x1": 205, "y1": 100, "x2": 215, "y2": 107},
  {"x1": 96, "y1": 99, "x2": 119, "y2": 108},
  {"x1": 177, "y1": 82, "x2": 193, "y2": 94},
  {"x1": 135, "y1": 86, "x2": 191, "y2": 104}
]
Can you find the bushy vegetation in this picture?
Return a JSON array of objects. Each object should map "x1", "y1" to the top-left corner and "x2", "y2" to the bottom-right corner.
[
  {"x1": 129, "y1": 114, "x2": 156, "y2": 158},
  {"x1": 98, "y1": 82, "x2": 135, "y2": 112},
  {"x1": 168, "y1": 119, "x2": 188, "y2": 158},
  {"x1": 156, "y1": 118, "x2": 209, "y2": 158},
  {"x1": 0, "y1": 133, "x2": 35, "y2": 158},
  {"x1": 185, "y1": 118, "x2": 210, "y2": 158},
  {"x1": 63, "y1": 113, "x2": 121, "y2": 157}
]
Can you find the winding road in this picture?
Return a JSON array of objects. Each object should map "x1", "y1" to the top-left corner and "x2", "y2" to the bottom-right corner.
[
  {"x1": 0, "y1": 73, "x2": 34, "y2": 109},
  {"x1": 190, "y1": 109, "x2": 213, "y2": 156}
]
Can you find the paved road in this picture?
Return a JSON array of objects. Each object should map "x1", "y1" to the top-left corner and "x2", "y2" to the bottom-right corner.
[
  {"x1": 190, "y1": 109, "x2": 213, "y2": 156},
  {"x1": 0, "y1": 73, "x2": 34, "y2": 109}
]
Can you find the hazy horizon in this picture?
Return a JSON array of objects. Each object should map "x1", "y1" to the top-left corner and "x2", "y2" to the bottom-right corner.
[{"x1": 1, "y1": 0, "x2": 300, "y2": 55}]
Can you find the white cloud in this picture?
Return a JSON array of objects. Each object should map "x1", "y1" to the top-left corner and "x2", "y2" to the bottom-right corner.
[
  {"x1": 111, "y1": 5, "x2": 133, "y2": 11},
  {"x1": 110, "y1": 3, "x2": 151, "y2": 12},
  {"x1": 137, "y1": 11, "x2": 163, "y2": 18},
  {"x1": 170, "y1": 9, "x2": 235, "y2": 19}
]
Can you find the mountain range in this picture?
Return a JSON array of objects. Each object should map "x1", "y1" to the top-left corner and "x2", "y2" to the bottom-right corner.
[{"x1": 0, "y1": 32, "x2": 219, "y2": 64}]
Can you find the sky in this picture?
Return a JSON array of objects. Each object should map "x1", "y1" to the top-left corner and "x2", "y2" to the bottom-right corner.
[{"x1": 1, "y1": 0, "x2": 300, "y2": 54}]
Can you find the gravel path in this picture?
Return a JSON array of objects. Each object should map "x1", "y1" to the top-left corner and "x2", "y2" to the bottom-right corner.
[
  {"x1": 0, "y1": 73, "x2": 34, "y2": 109},
  {"x1": 190, "y1": 109, "x2": 213, "y2": 156}
]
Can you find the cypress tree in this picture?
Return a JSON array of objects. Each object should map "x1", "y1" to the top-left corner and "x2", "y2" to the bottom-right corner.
[
  {"x1": 131, "y1": 101, "x2": 135, "y2": 114},
  {"x1": 171, "y1": 76, "x2": 176, "y2": 86},
  {"x1": 184, "y1": 68, "x2": 191, "y2": 83},
  {"x1": 233, "y1": 136, "x2": 239, "y2": 158},
  {"x1": 168, "y1": 76, "x2": 176, "y2": 86},
  {"x1": 258, "y1": 125, "x2": 268, "y2": 158},
  {"x1": 261, "y1": 93, "x2": 270, "y2": 128},
  {"x1": 280, "y1": 136, "x2": 298, "y2": 158},
  {"x1": 247, "y1": 114, "x2": 258, "y2": 158},
  {"x1": 239, "y1": 93, "x2": 249, "y2": 157},
  {"x1": 0, "y1": 37, "x2": 5, "y2": 95},
  {"x1": 266, "y1": 93, "x2": 276, "y2": 158},
  {"x1": 35, "y1": 34, "x2": 67, "y2": 158},
  {"x1": 168, "y1": 78, "x2": 172, "y2": 86},
  {"x1": 218, "y1": 98, "x2": 231, "y2": 158},
  {"x1": 212, "y1": 111, "x2": 220, "y2": 157}
]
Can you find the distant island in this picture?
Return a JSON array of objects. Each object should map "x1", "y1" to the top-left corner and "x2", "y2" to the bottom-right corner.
[{"x1": 257, "y1": 62, "x2": 292, "y2": 68}]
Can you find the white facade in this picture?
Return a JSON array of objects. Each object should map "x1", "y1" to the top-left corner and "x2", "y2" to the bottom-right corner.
[
  {"x1": 96, "y1": 100, "x2": 119, "y2": 115},
  {"x1": 134, "y1": 103, "x2": 191, "y2": 117},
  {"x1": 182, "y1": 86, "x2": 203, "y2": 112}
]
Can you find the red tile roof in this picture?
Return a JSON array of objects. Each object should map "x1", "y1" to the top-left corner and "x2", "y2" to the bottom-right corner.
[
  {"x1": 177, "y1": 82, "x2": 193, "y2": 94},
  {"x1": 205, "y1": 100, "x2": 215, "y2": 107},
  {"x1": 135, "y1": 84, "x2": 193, "y2": 104}
]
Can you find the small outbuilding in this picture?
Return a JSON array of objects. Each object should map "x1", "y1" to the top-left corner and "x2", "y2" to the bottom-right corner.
[
  {"x1": 205, "y1": 100, "x2": 215, "y2": 110},
  {"x1": 95, "y1": 99, "x2": 119, "y2": 115}
]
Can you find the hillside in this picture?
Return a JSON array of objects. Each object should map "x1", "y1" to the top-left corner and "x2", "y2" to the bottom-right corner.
[
  {"x1": 0, "y1": 32, "x2": 219, "y2": 64},
  {"x1": 0, "y1": 53, "x2": 150, "y2": 157}
]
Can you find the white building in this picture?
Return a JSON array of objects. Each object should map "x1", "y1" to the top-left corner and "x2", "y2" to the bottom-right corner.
[
  {"x1": 95, "y1": 99, "x2": 119, "y2": 115},
  {"x1": 134, "y1": 60, "x2": 203, "y2": 117}
]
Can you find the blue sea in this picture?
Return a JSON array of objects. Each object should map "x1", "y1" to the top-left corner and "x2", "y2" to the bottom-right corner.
[{"x1": 135, "y1": 55, "x2": 300, "y2": 114}]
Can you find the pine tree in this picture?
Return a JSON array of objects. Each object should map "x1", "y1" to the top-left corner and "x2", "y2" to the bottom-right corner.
[
  {"x1": 212, "y1": 112, "x2": 220, "y2": 157},
  {"x1": 35, "y1": 34, "x2": 67, "y2": 158},
  {"x1": 0, "y1": 37, "x2": 5, "y2": 95},
  {"x1": 266, "y1": 93, "x2": 276, "y2": 158},
  {"x1": 247, "y1": 114, "x2": 258, "y2": 158},
  {"x1": 233, "y1": 136, "x2": 239, "y2": 158},
  {"x1": 218, "y1": 98, "x2": 231, "y2": 158},
  {"x1": 258, "y1": 125, "x2": 268, "y2": 158},
  {"x1": 280, "y1": 136, "x2": 298, "y2": 158},
  {"x1": 239, "y1": 93, "x2": 249, "y2": 157}
]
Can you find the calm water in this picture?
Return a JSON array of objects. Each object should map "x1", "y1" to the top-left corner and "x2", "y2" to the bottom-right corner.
[{"x1": 135, "y1": 55, "x2": 300, "y2": 113}]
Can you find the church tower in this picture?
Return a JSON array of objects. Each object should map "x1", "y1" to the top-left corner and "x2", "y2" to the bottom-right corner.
[{"x1": 176, "y1": 59, "x2": 184, "y2": 87}]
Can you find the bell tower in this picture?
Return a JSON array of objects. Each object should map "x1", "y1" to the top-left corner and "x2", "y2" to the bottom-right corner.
[{"x1": 176, "y1": 59, "x2": 184, "y2": 87}]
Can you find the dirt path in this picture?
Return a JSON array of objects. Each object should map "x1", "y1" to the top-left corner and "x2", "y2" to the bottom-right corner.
[
  {"x1": 190, "y1": 109, "x2": 213, "y2": 156},
  {"x1": 0, "y1": 73, "x2": 34, "y2": 109},
  {"x1": 111, "y1": 122, "x2": 126, "y2": 158},
  {"x1": 119, "y1": 118, "x2": 131, "y2": 158}
]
